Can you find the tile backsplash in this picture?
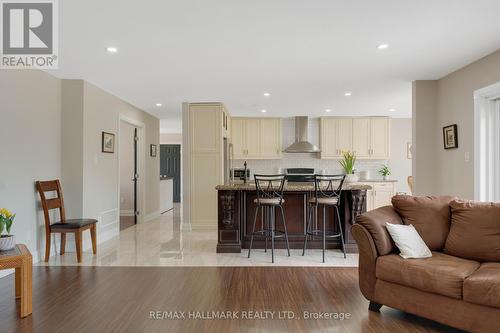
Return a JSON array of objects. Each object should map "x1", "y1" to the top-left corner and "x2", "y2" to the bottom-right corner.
[{"x1": 234, "y1": 156, "x2": 389, "y2": 179}]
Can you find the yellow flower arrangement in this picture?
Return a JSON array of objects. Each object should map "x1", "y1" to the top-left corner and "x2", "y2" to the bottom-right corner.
[{"x1": 0, "y1": 208, "x2": 15, "y2": 235}]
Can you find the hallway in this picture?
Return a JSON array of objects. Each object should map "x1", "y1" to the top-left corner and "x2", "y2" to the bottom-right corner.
[{"x1": 37, "y1": 205, "x2": 358, "y2": 267}]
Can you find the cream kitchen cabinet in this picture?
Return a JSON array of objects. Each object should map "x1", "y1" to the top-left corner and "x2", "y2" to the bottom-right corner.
[
  {"x1": 320, "y1": 117, "x2": 391, "y2": 159},
  {"x1": 320, "y1": 118, "x2": 352, "y2": 158},
  {"x1": 369, "y1": 118, "x2": 390, "y2": 158},
  {"x1": 352, "y1": 118, "x2": 371, "y2": 158},
  {"x1": 231, "y1": 118, "x2": 246, "y2": 158},
  {"x1": 260, "y1": 118, "x2": 282, "y2": 158},
  {"x1": 231, "y1": 117, "x2": 282, "y2": 159},
  {"x1": 359, "y1": 182, "x2": 396, "y2": 211}
]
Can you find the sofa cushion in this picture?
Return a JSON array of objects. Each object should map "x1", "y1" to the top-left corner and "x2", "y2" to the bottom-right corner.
[
  {"x1": 444, "y1": 200, "x2": 500, "y2": 262},
  {"x1": 391, "y1": 195, "x2": 456, "y2": 250},
  {"x1": 376, "y1": 252, "x2": 480, "y2": 299},
  {"x1": 464, "y1": 263, "x2": 500, "y2": 309}
]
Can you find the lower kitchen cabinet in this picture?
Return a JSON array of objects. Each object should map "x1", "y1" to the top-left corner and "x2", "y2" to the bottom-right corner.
[{"x1": 358, "y1": 182, "x2": 396, "y2": 211}]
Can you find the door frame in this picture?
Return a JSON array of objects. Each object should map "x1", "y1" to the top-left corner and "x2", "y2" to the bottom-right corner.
[
  {"x1": 474, "y1": 81, "x2": 500, "y2": 201},
  {"x1": 160, "y1": 144, "x2": 182, "y2": 203},
  {"x1": 118, "y1": 115, "x2": 146, "y2": 224}
]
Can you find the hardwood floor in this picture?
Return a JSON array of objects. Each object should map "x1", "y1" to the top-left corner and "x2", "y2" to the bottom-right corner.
[{"x1": 0, "y1": 267, "x2": 462, "y2": 333}]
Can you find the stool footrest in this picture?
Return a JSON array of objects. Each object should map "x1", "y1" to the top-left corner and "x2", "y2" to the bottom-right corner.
[
  {"x1": 306, "y1": 230, "x2": 342, "y2": 238},
  {"x1": 251, "y1": 229, "x2": 287, "y2": 238}
]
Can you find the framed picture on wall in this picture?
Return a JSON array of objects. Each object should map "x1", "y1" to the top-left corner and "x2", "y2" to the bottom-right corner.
[
  {"x1": 150, "y1": 144, "x2": 157, "y2": 157},
  {"x1": 443, "y1": 124, "x2": 458, "y2": 149},
  {"x1": 102, "y1": 132, "x2": 115, "y2": 153}
]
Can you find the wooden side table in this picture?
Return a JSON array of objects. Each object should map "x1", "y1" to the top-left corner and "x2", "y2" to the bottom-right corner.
[{"x1": 0, "y1": 244, "x2": 32, "y2": 317}]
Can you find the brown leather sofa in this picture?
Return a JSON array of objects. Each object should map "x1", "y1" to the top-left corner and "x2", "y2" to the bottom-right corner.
[{"x1": 352, "y1": 195, "x2": 500, "y2": 332}]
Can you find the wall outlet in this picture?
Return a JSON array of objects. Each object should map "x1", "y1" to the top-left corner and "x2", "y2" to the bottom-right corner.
[{"x1": 464, "y1": 152, "x2": 470, "y2": 162}]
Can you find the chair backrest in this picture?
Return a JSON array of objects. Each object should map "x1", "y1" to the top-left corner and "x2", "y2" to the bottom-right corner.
[
  {"x1": 313, "y1": 174, "x2": 346, "y2": 203},
  {"x1": 35, "y1": 180, "x2": 66, "y2": 230},
  {"x1": 254, "y1": 174, "x2": 286, "y2": 203},
  {"x1": 407, "y1": 176, "x2": 414, "y2": 195}
]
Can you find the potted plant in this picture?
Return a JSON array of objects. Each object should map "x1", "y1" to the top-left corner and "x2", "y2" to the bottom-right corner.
[
  {"x1": 379, "y1": 164, "x2": 391, "y2": 181},
  {"x1": 0, "y1": 208, "x2": 16, "y2": 251},
  {"x1": 339, "y1": 150, "x2": 359, "y2": 182}
]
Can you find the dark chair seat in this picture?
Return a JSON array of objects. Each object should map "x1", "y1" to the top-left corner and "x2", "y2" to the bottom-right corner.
[{"x1": 51, "y1": 219, "x2": 98, "y2": 229}]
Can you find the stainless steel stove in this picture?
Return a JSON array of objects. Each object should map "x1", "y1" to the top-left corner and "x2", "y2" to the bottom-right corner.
[{"x1": 285, "y1": 168, "x2": 316, "y2": 182}]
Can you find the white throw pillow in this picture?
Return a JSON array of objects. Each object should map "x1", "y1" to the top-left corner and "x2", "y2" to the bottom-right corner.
[{"x1": 385, "y1": 223, "x2": 432, "y2": 259}]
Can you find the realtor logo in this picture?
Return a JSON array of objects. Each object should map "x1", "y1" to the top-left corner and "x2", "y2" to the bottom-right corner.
[{"x1": 1, "y1": 0, "x2": 58, "y2": 68}]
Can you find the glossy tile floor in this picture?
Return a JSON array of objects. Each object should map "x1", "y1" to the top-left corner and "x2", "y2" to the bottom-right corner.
[{"x1": 38, "y1": 204, "x2": 358, "y2": 267}]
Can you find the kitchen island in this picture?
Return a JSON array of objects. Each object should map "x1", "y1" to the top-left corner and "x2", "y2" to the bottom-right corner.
[{"x1": 215, "y1": 182, "x2": 371, "y2": 254}]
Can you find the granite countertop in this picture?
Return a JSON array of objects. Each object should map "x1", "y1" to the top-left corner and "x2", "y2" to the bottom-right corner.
[
  {"x1": 216, "y1": 182, "x2": 372, "y2": 191},
  {"x1": 357, "y1": 179, "x2": 398, "y2": 183}
]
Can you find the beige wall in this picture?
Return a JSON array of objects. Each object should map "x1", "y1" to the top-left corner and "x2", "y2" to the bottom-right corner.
[
  {"x1": 61, "y1": 80, "x2": 84, "y2": 218},
  {"x1": 0, "y1": 70, "x2": 61, "y2": 263},
  {"x1": 0, "y1": 70, "x2": 160, "y2": 266},
  {"x1": 160, "y1": 133, "x2": 182, "y2": 144},
  {"x1": 413, "y1": 49, "x2": 500, "y2": 198},
  {"x1": 79, "y1": 82, "x2": 160, "y2": 232},
  {"x1": 412, "y1": 81, "x2": 438, "y2": 195}
]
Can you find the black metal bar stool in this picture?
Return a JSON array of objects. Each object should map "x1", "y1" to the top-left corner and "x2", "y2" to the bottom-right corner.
[
  {"x1": 302, "y1": 174, "x2": 346, "y2": 262},
  {"x1": 248, "y1": 174, "x2": 290, "y2": 263}
]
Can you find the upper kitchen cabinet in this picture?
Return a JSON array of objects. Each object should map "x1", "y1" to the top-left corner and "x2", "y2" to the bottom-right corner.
[
  {"x1": 231, "y1": 117, "x2": 282, "y2": 159},
  {"x1": 369, "y1": 117, "x2": 390, "y2": 158},
  {"x1": 352, "y1": 118, "x2": 371, "y2": 158},
  {"x1": 260, "y1": 118, "x2": 282, "y2": 158},
  {"x1": 320, "y1": 117, "x2": 391, "y2": 159},
  {"x1": 320, "y1": 117, "x2": 352, "y2": 158},
  {"x1": 231, "y1": 118, "x2": 246, "y2": 158}
]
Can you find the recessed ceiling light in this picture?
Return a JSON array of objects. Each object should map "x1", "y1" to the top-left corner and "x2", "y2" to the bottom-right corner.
[
  {"x1": 155, "y1": 103, "x2": 162, "y2": 107},
  {"x1": 325, "y1": 109, "x2": 332, "y2": 113},
  {"x1": 389, "y1": 108, "x2": 396, "y2": 112},
  {"x1": 106, "y1": 46, "x2": 118, "y2": 53},
  {"x1": 263, "y1": 92, "x2": 271, "y2": 97},
  {"x1": 261, "y1": 109, "x2": 267, "y2": 113},
  {"x1": 377, "y1": 44, "x2": 389, "y2": 50},
  {"x1": 344, "y1": 92, "x2": 352, "y2": 97}
]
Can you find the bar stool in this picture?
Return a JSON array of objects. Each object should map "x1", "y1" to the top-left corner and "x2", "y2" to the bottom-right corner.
[
  {"x1": 302, "y1": 174, "x2": 346, "y2": 262},
  {"x1": 248, "y1": 175, "x2": 290, "y2": 263}
]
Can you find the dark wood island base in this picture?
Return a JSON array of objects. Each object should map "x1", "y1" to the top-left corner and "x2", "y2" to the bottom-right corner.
[{"x1": 216, "y1": 183, "x2": 371, "y2": 254}]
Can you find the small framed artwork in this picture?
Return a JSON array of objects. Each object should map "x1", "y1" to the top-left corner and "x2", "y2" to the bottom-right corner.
[
  {"x1": 443, "y1": 124, "x2": 458, "y2": 149},
  {"x1": 102, "y1": 132, "x2": 115, "y2": 153},
  {"x1": 150, "y1": 144, "x2": 157, "y2": 157},
  {"x1": 407, "y1": 142, "x2": 412, "y2": 159}
]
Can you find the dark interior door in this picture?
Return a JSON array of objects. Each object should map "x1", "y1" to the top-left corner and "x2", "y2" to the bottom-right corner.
[{"x1": 160, "y1": 144, "x2": 181, "y2": 202}]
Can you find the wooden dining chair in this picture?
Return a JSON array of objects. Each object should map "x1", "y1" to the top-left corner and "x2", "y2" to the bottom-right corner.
[{"x1": 35, "y1": 180, "x2": 97, "y2": 263}]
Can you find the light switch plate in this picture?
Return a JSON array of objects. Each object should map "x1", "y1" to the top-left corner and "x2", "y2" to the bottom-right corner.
[{"x1": 464, "y1": 152, "x2": 470, "y2": 162}]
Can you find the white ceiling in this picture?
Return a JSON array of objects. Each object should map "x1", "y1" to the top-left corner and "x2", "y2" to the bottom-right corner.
[{"x1": 50, "y1": 0, "x2": 500, "y2": 133}]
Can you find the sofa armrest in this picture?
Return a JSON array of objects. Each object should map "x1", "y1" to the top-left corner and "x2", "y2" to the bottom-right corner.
[
  {"x1": 351, "y1": 224, "x2": 379, "y2": 300},
  {"x1": 352, "y1": 206, "x2": 403, "y2": 301},
  {"x1": 355, "y1": 206, "x2": 403, "y2": 256}
]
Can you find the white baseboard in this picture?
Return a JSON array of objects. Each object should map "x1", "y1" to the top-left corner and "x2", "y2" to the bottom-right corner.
[{"x1": 144, "y1": 210, "x2": 161, "y2": 222}]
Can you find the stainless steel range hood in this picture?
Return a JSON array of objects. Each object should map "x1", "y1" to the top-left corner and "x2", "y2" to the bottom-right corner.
[{"x1": 284, "y1": 116, "x2": 321, "y2": 153}]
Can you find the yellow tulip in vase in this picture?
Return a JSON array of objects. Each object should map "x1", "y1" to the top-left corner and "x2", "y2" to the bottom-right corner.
[{"x1": 0, "y1": 208, "x2": 16, "y2": 251}]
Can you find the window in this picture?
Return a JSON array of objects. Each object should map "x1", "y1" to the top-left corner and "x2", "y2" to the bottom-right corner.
[{"x1": 474, "y1": 83, "x2": 500, "y2": 202}]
